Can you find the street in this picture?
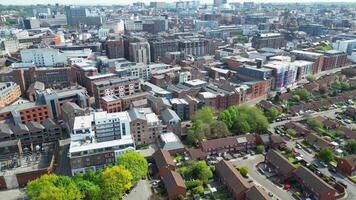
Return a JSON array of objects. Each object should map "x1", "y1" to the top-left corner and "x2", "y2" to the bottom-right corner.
[
  {"x1": 230, "y1": 155, "x2": 294, "y2": 200},
  {"x1": 123, "y1": 180, "x2": 153, "y2": 200}
]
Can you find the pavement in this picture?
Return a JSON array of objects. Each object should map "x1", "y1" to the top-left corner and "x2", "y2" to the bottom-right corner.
[
  {"x1": 0, "y1": 189, "x2": 26, "y2": 200},
  {"x1": 230, "y1": 155, "x2": 294, "y2": 200},
  {"x1": 123, "y1": 180, "x2": 153, "y2": 200}
]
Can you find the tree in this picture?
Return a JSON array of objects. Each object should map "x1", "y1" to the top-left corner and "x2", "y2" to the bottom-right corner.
[
  {"x1": 27, "y1": 174, "x2": 82, "y2": 200},
  {"x1": 256, "y1": 145, "x2": 265, "y2": 154},
  {"x1": 345, "y1": 140, "x2": 356, "y2": 154},
  {"x1": 319, "y1": 147, "x2": 335, "y2": 163},
  {"x1": 238, "y1": 166, "x2": 249, "y2": 177},
  {"x1": 117, "y1": 151, "x2": 148, "y2": 183},
  {"x1": 192, "y1": 106, "x2": 215, "y2": 125},
  {"x1": 232, "y1": 120, "x2": 251, "y2": 135},
  {"x1": 75, "y1": 179, "x2": 100, "y2": 200},
  {"x1": 101, "y1": 166, "x2": 133, "y2": 200},
  {"x1": 187, "y1": 120, "x2": 205, "y2": 144},
  {"x1": 264, "y1": 107, "x2": 280, "y2": 122},
  {"x1": 294, "y1": 88, "x2": 312, "y2": 101},
  {"x1": 210, "y1": 120, "x2": 230, "y2": 138},
  {"x1": 193, "y1": 161, "x2": 213, "y2": 184},
  {"x1": 306, "y1": 75, "x2": 316, "y2": 82},
  {"x1": 307, "y1": 118, "x2": 323, "y2": 129}
]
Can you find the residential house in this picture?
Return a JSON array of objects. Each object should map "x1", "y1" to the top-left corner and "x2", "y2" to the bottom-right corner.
[
  {"x1": 245, "y1": 185, "x2": 272, "y2": 200},
  {"x1": 162, "y1": 170, "x2": 187, "y2": 200},
  {"x1": 153, "y1": 149, "x2": 175, "y2": 177},
  {"x1": 294, "y1": 166, "x2": 336, "y2": 200},
  {"x1": 336, "y1": 155, "x2": 356, "y2": 176},
  {"x1": 265, "y1": 150, "x2": 296, "y2": 181},
  {"x1": 215, "y1": 160, "x2": 251, "y2": 200},
  {"x1": 200, "y1": 134, "x2": 256, "y2": 155}
]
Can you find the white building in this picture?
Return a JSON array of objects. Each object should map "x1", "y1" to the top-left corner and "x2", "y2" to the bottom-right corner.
[
  {"x1": 69, "y1": 111, "x2": 135, "y2": 175},
  {"x1": 178, "y1": 71, "x2": 191, "y2": 83},
  {"x1": 333, "y1": 39, "x2": 356, "y2": 55},
  {"x1": 20, "y1": 48, "x2": 66, "y2": 67}
]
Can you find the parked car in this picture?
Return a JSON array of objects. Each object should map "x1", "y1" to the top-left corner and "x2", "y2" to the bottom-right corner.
[{"x1": 319, "y1": 161, "x2": 328, "y2": 168}]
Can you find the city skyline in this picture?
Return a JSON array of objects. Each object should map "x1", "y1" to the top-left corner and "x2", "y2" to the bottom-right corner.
[{"x1": 0, "y1": 0, "x2": 355, "y2": 5}]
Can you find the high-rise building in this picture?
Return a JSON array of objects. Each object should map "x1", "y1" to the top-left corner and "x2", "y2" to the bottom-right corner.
[{"x1": 129, "y1": 41, "x2": 151, "y2": 64}]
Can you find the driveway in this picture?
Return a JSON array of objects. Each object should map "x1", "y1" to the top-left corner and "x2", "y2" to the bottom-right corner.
[
  {"x1": 230, "y1": 155, "x2": 294, "y2": 200},
  {"x1": 124, "y1": 180, "x2": 153, "y2": 200}
]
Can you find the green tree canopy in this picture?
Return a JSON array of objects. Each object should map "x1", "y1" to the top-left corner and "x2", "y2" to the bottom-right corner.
[
  {"x1": 345, "y1": 140, "x2": 356, "y2": 154},
  {"x1": 193, "y1": 161, "x2": 213, "y2": 184},
  {"x1": 307, "y1": 118, "x2": 323, "y2": 129},
  {"x1": 27, "y1": 174, "x2": 82, "y2": 200},
  {"x1": 306, "y1": 75, "x2": 316, "y2": 82},
  {"x1": 192, "y1": 106, "x2": 215, "y2": 125},
  {"x1": 294, "y1": 88, "x2": 312, "y2": 101},
  {"x1": 117, "y1": 151, "x2": 148, "y2": 183},
  {"x1": 210, "y1": 120, "x2": 230, "y2": 138},
  {"x1": 75, "y1": 179, "x2": 100, "y2": 200},
  {"x1": 319, "y1": 147, "x2": 335, "y2": 163},
  {"x1": 238, "y1": 166, "x2": 249, "y2": 177},
  {"x1": 264, "y1": 107, "x2": 280, "y2": 122},
  {"x1": 101, "y1": 166, "x2": 133, "y2": 200}
]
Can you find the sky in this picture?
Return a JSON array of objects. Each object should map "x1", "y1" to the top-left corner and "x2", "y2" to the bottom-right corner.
[{"x1": 0, "y1": 0, "x2": 355, "y2": 5}]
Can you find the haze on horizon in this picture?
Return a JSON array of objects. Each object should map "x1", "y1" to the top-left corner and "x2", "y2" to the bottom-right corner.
[{"x1": 0, "y1": 0, "x2": 355, "y2": 6}]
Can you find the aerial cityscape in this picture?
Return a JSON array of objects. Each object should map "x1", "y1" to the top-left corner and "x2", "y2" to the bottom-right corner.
[{"x1": 0, "y1": 0, "x2": 356, "y2": 200}]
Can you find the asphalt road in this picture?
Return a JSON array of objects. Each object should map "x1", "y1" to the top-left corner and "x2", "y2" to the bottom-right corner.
[
  {"x1": 123, "y1": 180, "x2": 153, "y2": 200},
  {"x1": 230, "y1": 155, "x2": 294, "y2": 200}
]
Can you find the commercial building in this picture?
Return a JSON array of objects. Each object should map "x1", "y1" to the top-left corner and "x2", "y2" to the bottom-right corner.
[
  {"x1": 36, "y1": 86, "x2": 89, "y2": 120},
  {"x1": 299, "y1": 24, "x2": 327, "y2": 36},
  {"x1": 129, "y1": 41, "x2": 151, "y2": 64},
  {"x1": 252, "y1": 33, "x2": 286, "y2": 50},
  {"x1": 105, "y1": 39, "x2": 125, "y2": 59},
  {"x1": 178, "y1": 39, "x2": 208, "y2": 56},
  {"x1": 65, "y1": 6, "x2": 102, "y2": 26},
  {"x1": 11, "y1": 66, "x2": 75, "y2": 93},
  {"x1": 0, "y1": 82, "x2": 21, "y2": 108},
  {"x1": 69, "y1": 111, "x2": 134, "y2": 175},
  {"x1": 149, "y1": 40, "x2": 179, "y2": 62},
  {"x1": 0, "y1": 102, "x2": 51, "y2": 124},
  {"x1": 333, "y1": 39, "x2": 356, "y2": 55},
  {"x1": 20, "y1": 48, "x2": 66, "y2": 67}
]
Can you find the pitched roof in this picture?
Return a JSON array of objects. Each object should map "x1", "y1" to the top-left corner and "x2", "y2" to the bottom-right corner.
[
  {"x1": 162, "y1": 170, "x2": 186, "y2": 194},
  {"x1": 341, "y1": 154, "x2": 356, "y2": 168},
  {"x1": 294, "y1": 166, "x2": 335, "y2": 195},
  {"x1": 200, "y1": 134, "x2": 255, "y2": 152},
  {"x1": 153, "y1": 149, "x2": 175, "y2": 169},
  {"x1": 265, "y1": 150, "x2": 296, "y2": 175},
  {"x1": 215, "y1": 160, "x2": 250, "y2": 195},
  {"x1": 245, "y1": 185, "x2": 272, "y2": 200},
  {"x1": 305, "y1": 132, "x2": 331, "y2": 149}
]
